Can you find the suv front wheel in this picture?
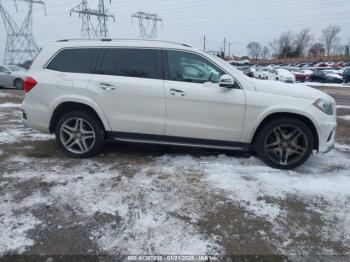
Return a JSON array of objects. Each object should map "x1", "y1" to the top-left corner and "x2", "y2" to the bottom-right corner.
[
  {"x1": 55, "y1": 111, "x2": 105, "y2": 158},
  {"x1": 256, "y1": 118, "x2": 314, "y2": 170}
]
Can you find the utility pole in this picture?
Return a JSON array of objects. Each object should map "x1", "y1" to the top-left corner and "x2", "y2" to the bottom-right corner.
[
  {"x1": 228, "y1": 42, "x2": 231, "y2": 57},
  {"x1": 132, "y1": 11, "x2": 163, "y2": 39},
  {"x1": 0, "y1": 0, "x2": 46, "y2": 64},
  {"x1": 223, "y1": 38, "x2": 226, "y2": 58},
  {"x1": 203, "y1": 35, "x2": 206, "y2": 51},
  {"x1": 70, "y1": 0, "x2": 115, "y2": 39}
]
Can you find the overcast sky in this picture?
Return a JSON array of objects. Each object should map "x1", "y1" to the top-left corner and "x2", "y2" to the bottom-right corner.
[{"x1": 0, "y1": 0, "x2": 350, "y2": 61}]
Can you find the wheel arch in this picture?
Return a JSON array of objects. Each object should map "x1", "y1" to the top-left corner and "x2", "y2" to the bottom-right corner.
[
  {"x1": 251, "y1": 112, "x2": 319, "y2": 151},
  {"x1": 49, "y1": 101, "x2": 109, "y2": 133}
]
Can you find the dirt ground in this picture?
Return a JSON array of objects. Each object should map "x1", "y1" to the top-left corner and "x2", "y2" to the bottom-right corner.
[{"x1": 0, "y1": 87, "x2": 350, "y2": 259}]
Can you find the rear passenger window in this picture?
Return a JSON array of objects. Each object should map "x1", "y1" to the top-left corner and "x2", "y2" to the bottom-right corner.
[
  {"x1": 97, "y1": 48, "x2": 162, "y2": 80},
  {"x1": 46, "y1": 48, "x2": 99, "y2": 73}
]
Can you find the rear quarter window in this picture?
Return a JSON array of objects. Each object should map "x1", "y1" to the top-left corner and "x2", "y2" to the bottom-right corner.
[{"x1": 46, "y1": 48, "x2": 100, "y2": 73}]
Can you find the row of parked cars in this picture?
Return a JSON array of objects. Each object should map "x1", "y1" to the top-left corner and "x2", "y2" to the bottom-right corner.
[
  {"x1": 234, "y1": 62, "x2": 350, "y2": 84},
  {"x1": 0, "y1": 64, "x2": 27, "y2": 89}
]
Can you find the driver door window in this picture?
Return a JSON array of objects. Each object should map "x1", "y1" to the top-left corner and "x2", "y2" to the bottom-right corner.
[
  {"x1": 166, "y1": 50, "x2": 223, "y2": 84},
  {"x1": 163, "y1": 50, "x2": 245, "y2": 142}
]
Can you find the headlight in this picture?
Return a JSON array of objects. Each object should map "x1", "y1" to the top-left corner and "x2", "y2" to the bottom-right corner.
[{"x1": 313, "y1": 98, "x2": 334, "y2": 115}]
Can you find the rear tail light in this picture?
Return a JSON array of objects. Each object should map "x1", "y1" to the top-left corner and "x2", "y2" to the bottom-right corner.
[{"x1": 24, "y1": 77, "x2": 37, "y2": 93}]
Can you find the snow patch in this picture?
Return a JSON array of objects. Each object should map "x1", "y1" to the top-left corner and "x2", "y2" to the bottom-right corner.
[
  {"x1": 0, "y1": 103, "x2": 20, "y2": 108},
  {"x1": 0, "y1": 91, "x2": 15, "y2": 98},
  {"x1": 338, "y1": 115, "x2": 350, "y2": 121},
  {"x1": 2, "y1": 147, "x2": 350, "y2": 255},
  {"x1": 0, "y1": 128, "x2": 53, "y2": 144},
  {"x1": 0, "y1": 193, "x2": 43, "y2": 256},
  {"x1": 3, "y1": 159, "x2": 222, "y2": 255},
  {"x1": 337, "y1": 105, "x2": 350, "y2": 109},
  {"x1": 306, "y1": 82, "x2": 350, "y2": 88}
]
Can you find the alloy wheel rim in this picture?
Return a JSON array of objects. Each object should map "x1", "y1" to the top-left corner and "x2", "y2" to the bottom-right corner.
[
  {"x1": 15, "y1": 80, "x2": 23, "y2": 89},
  {"x1": 264, "y1": 125, "x2": 309, "y2": 166},
  {"x1": 60, "y1": 118, "x2": 96, "y2": 154}
]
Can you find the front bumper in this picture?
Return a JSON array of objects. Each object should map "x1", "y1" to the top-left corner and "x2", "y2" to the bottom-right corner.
[{"x1": 318, "y1": 123, "x2": 336, "y2": 153}]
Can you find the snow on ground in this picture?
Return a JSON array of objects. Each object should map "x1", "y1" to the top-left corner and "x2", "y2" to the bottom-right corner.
[
  {"x1": 0, "y1": 91, "x2": 16, "y2": 98},
  {"x1": 337, "y1": 105, "x2": 350, "y2": 109},
  {"x1": 305, "y1": 82, "x2": 350, "y2": 88},
  {"x1": 1, "y1": 92, "x2": 350, "y2": 255},
  {"x1": 336, "y1": 143, "x2": 350, "y2": 152},
  {"x1": 0, "y1": 108, "x2": 53, "y2": 144},
  {"x1": 1, "y1": 157, "x2": 223, "y2": 255},
  {"x1": 0, "y1": 103, "x2": 20, "y2": 108},
  {"x1": 1, "y1": 147, "x2": 350, "y2": 255},
  {"x1": 0, "y1": 193, "x2": 43, "y2": 255},
  {"x1": 338, "y1": 115, "x2": 350, "y2": 121}
]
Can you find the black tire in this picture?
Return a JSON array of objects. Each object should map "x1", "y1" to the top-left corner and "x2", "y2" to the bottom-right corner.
[
  {"x1": 14, "y1": 78, "x2": 24, "y2": 90},
  {"x1": 55, "y1": 111, "x2": 105, "y2": 158},
  {"x1": 256, "y1": 117, "x2": 314, "y2": 170}
]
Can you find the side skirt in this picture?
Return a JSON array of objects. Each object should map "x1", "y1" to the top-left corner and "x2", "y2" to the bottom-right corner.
[{"x1": 106, "y1": 132, "x2": 251, "y2": 151}]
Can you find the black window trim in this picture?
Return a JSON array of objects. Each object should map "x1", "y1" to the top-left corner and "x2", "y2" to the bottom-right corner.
[
  {"x1": 43, "y1": 46, "x2": 242, "y2": 89},
  {"x1": 162, "y1": 48, "x2": 242, "y2": 89}
]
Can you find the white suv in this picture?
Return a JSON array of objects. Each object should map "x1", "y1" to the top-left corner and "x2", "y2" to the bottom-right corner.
[{"x1": 22, "y1": 39, "x2": 336, "y2": 169}]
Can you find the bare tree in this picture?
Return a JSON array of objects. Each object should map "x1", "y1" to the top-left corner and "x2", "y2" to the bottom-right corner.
[
  {"x1": 308, "y1": 42, "x2": 325, "y2": 57},
  {"x1": 270, "y1": 31, "x2": 294, "y2": 58},
  {"x1": 261, "y1": 46, "x2": 270, "y2": 59},
  {"x1": 334, "y1": 44, "x2": 346, "y2": 56},
  {"x1": 246, "y1": 42, "x2": 262, "y2": 61},
  {"x1": 293, "y1": 28, "x2": 313, "y2": 56},
  {"x1": 320, "y1": 25, "x2": 341, "y2": 56}
]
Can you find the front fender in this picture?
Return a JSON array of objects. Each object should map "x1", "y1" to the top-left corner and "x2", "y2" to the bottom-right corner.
[{"x1": 242, "y1": 104, "x2": 321, "y2": 144}]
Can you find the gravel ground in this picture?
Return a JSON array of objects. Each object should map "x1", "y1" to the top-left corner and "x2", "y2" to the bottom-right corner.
[{"x1": 0, "y1": 88, "x2": 350, "y2": 258}]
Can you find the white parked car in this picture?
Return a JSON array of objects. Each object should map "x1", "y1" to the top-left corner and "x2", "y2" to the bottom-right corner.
[
  {"x1": 253, "y1": 67, "x2": 270, "y2": 80},
  {"x1": 0, "y1": 65, "x2": 27, "y2": 89},
  {"x1": 268, "y1": 68, "x2": 296, "y2": 83},
  {"x1": 22, "y1": 39, "x2": 336, "y2": 169}
]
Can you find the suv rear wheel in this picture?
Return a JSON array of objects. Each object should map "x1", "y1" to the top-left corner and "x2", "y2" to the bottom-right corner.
[
  {"x1": 256, "y1": 118, "x2": 314, "y2": 170},
  {"x1": 55, "y1": 111, "x2": 105, "y2": 158}
]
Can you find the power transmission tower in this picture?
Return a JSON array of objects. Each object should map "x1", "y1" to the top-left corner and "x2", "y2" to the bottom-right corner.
[
  {"x1": 71, "y1": 0, "x2": 115, "y2": 39},
  {"x1": 132, "y1": 11, "x2": 163, "y2": 39},
  {"x1": 0, "y1": 0, "x2": 46, "y2": 64},
  {"x1": 0, "y1": 1, "x2": 20, "y2": 64},
  {"x1": 71, "y1": 0, "x2": 98, "y2": 38}
]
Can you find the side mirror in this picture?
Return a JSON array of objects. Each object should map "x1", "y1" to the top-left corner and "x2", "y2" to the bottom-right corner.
[{"x1": 219, "y1": 74, "x2": 235, "y2": 89}]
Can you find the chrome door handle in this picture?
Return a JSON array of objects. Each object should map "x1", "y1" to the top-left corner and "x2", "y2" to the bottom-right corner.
[
  {"x1": 170, "y1": 88, "x2": 185, "y2": 97},
  {"x1": 100, "y1": 82, "x2": 117, "y2": 91}
]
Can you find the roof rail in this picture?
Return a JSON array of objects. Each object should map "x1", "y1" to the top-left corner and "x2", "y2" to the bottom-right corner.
[{"x1": 56, "y1": 38, "x2": 192, "y2": 47}]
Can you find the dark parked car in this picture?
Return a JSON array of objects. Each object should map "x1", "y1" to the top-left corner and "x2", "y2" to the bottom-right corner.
[
  {"x1": 236, "y1": 66, "x2": 254, "y2": 77},
  {"x1": 343, "y1": 68, "x2": 350, "y2": 84},
  {"x1": 309, "y1": 70, "x2": 343, "y2": 84}
]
